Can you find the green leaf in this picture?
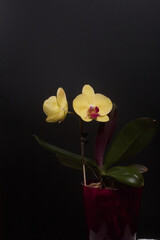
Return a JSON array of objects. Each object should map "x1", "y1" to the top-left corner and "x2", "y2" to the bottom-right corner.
[
  {"x1": 129, "y1": 164, "x2": 148, "y2": 173},
  {"x1": 33, "y1": 135, "x2": 99, "y2": 174},
  {"x1": 103, "y1": 166, "x2": 144, "y2": 187},
  {"x1": 103, "y1": 118, "x2": 158, "y2": 170}
]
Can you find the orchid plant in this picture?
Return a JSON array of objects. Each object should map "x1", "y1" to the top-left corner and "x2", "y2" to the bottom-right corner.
[{"x1": 34, "y1": 84, "x2": 158, "y2": 189}]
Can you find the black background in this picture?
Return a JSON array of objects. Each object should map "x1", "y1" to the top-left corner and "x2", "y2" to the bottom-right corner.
[{"x1": 1, "y1": 0, "x2": 160, "y2": 239}]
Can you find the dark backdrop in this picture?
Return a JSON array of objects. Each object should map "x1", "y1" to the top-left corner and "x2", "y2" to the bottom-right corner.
[{"x1": 0, "y1": 0, "x2": 160, "y2": 239}]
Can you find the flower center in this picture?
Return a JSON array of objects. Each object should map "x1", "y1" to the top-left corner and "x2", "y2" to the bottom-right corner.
[{"x1": 88, "y1": 106, "x2": 100, "y2": 119}]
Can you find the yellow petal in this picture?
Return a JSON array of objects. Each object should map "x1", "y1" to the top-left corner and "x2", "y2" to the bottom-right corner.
[
  {"x1": 59, "y1": 105, "x2": 68, "y2": 122},
  {"x1": 81, "y1": 116, "x2": 93, "y2": 122},
  {"x1": 82, "y1": 85, "x2": 95, "y2": 96},
  {"x1": 46, "y1": 111, "x2": 64, "y2": 123},
  {"x1": 43, "y1": 96, "x2": 59, "y2": 117},
  {"x1": 57, "y1": 88, "x2": 68, "y2": 108},
  {"x1": 94, "y1": 94, "x2": 112, "y2": 115},
  {"x1": 96, "y1": 115, "x2": 109, "y2": 122},
  {"x1": 73, "y1": 94, "x2": 90, "y2": 118},
  {"x1": 58, "y1": 113, "x2": 67, "y2": 123}
]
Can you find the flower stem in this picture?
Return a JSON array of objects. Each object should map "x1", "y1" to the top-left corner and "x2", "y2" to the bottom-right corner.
[
  {"x1": 67, "y1": 111, "x2": 74, "y2": 114},
  {"x1": 79, "y1": 118, "x2": 86, "y2": 186}
]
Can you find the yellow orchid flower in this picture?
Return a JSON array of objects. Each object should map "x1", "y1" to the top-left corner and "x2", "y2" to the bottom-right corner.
[
  {"x1": 73, "y1": 85, "x2": 112, "y2": 122},
  {"x1": 43, "y1": 87, "x2": 68, "y2": 123}
]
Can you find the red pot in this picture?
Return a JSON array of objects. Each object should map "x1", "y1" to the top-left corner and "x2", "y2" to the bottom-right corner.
[{"x1": 82, "y1": 183, "x2": 143, "y2": 240}]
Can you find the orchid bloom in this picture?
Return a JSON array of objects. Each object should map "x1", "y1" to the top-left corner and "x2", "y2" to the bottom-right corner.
[
  {"x1": 73, "y1": 85, "x2": 112, "y2": 122},
  {"x1": 43, "y1": 87, "x2": 68, "y2": 123}
]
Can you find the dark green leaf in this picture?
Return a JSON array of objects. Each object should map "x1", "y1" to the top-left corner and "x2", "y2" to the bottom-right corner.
[
  {"x1": 33, "y1": 135, "x2": 99, "y2": 174},
  {"x1": 103, "y1": 166, "x2": 144, "y2": 187},
  {"x1": 103, "y1": 118, "x2": 158, "y2": 170},
  {"x1": 129, "y1": 164, "x2": 148, "y2": 173}
]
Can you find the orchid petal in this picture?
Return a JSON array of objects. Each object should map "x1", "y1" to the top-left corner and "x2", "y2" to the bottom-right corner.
[
  {"x1": 43, "y1": 96, "x2": 59, "y2": 116},
  {"x1": 94, "y1": 94, "x2": 112, "y2": 115},
  {"x1": 46, "y1": 111, "x2": 64, "y2": 123},
  {"x1": 73, "y1": 94, "x2": 90, "y2": 118},
  {"x1": 96, "y1": 115, "x2": 109, "y2": 122},
  {"x1": 57, "y1": 88, "x2": 67, "y2": 108},
  {"x1": 81, "y1": 116, "x2": 93, "y2": 122},
  {"x1": 82, "y1": 85, "x2": 95, "y2": 96}
]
